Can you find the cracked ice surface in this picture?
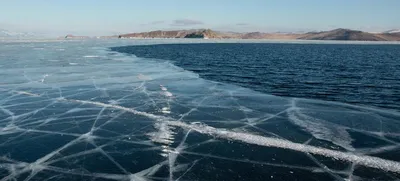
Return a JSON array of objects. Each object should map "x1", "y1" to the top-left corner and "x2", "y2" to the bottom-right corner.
[{"x1": 1, "y1": 40, "x2": 400, "y2": 181}]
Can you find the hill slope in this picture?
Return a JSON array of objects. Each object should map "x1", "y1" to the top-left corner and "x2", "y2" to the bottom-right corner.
[
  {"x1": 298, "y1": 29, "x2": 387, "y2": 41},
  {"x1": 116, "y1": 28, "x2": 400, "y2": 41},
  {"x1": 375, "y1": 33, "x2": 400, "y2": 41},
  {"x1": 119, "y1": 29, "x2": 220, "y2": 38}
]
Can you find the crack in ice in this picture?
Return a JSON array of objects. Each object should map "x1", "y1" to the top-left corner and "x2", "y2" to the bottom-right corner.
[{"x1": 14, "y1": 91, "x2": 400, "y2": 174}]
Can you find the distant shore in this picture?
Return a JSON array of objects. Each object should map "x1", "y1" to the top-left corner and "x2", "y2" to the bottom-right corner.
[
  {"x1": 3, "y1": 38, "x2": 400, "y2": 45},
  {"x1": 114, "y1": 28, "x2": 400, "y2": 41}
]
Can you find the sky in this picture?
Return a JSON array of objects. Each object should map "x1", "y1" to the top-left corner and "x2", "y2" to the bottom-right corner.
[{"x1": 0, "y1": 0, "x2": 399, "y2": 36}]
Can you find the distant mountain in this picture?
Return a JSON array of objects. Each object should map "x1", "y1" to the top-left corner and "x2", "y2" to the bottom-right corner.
[
  {"x1": 375, "y1": 32, "x2": 400, "y2": 41},
  {"x1": 298, "y1": 28, "x2": 387, "y2": 41},
  {"x1": 0, "y1": 29, "x2": 39, "y2": 38},
  {"x1": 240, "y1": 32, "x2": 302, "y2": 39},
  {"x1": 119, "y1": 29, "x2": 219, "y2": 39},
  {"x1": 383, "y1": 29, "x2": 400, "y2": 34},
  {"x1": 184, "y1": 29, "x2": 220, "y2": 38},
  {"x1": 114, "y1": 28, "x2": 400, "y2": 41},
  {"x1": 64, "y1": 34, "x2": 91, "y2": 39},
  {"x1": 119, "y1": 29, "x2": 302, "y2": 40},
  {"x1": 240, "y1": 32, "x2": 265, "y2": 39}
]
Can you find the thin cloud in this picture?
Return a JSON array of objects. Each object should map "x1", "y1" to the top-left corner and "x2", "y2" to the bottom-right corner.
[
  {"x1": 171, "y1": 19, "x2": 204, "y2": 26},
  {"x1": 236, "y1": 23, "x2": 249, "y2": 26},
  {"x1": 140, "y1": 21, "x2": 165, "y2": 26},
  {"x1": 150, "y1": 21, "x2": 165, "y2": 25}
]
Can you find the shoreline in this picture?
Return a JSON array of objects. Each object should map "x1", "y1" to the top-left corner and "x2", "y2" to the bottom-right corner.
[{"x1": 2, "y1": 38, "x2": 400, "y2": 45}]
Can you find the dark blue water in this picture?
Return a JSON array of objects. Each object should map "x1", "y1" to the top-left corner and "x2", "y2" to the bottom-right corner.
[{"x1": 112, "y1": 43, "x2": 400, "y2": 110}]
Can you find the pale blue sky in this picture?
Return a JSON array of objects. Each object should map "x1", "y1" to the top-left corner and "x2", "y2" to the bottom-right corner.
[{"x1": 1, "y1": 0, "x2": 399, "y2": 35}]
